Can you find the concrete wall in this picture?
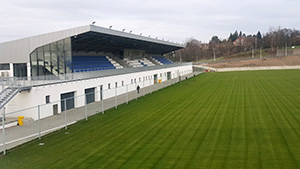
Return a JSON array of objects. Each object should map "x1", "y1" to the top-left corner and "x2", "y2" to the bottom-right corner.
[
  {"x1": 5, "y1": 65, "x2": 192, "y2": 119},
  {"x1": 199, "y1": 65, "x2": 300, "y2": 72},
  {"x1": 215, "y1": 66, "x2": 300, "y2": 72}
]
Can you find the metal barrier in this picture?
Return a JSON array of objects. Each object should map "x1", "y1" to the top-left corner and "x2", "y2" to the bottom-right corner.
[
  {"x1": 0, "y1": 63, "x2": 192, "y2": 89},
  {"x1": 0, "y1": 71, "x2": 201, "y2": 155}
]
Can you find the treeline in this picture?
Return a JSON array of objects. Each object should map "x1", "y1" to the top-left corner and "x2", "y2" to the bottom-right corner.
[{"x1": 169, "y1": 27, "x2": 300, "y2": 62}]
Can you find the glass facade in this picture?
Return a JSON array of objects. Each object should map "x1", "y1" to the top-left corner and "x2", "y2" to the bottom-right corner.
[{"x1": 30, "y1": 38, "x2": 72, "y2": 76}]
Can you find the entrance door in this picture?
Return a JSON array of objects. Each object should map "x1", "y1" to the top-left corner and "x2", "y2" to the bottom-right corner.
[
  {"x1": 85, "y1": 88, "x2": 95, "y2": 104},
  {"x1": 177, "y1": 70, "x2": 181, "y2": 81},
  {"x1": 167, "y1": 72, "x2": 171, "y2": 80},
  {"x1": 154, "y1": 74, "x2": 158, "y2": 84},
  {"x1": 61, "y1": 92, "x2": 75, "y2": 111},
  {"x1": 53, "y1": 104, "x2": 58, "y2": 115}
]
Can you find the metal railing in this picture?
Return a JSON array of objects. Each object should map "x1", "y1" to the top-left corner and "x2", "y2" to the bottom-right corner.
[
  {"x1": 0, "y1": 78, "x2": 20, "y2": 110},
  {"x1": 0, "y1": 63, "x2": 192, "y2": 89},
  {"x1": 0, "y1": 70, "x2": 201, "y2": 155}
]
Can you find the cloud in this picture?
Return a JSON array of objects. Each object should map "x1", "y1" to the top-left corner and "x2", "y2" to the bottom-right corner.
[{"x1": 1, "y1": 0, "x2": 300, "y2": 43}]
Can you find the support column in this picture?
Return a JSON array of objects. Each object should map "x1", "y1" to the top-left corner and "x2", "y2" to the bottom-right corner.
[
  {"x1": 101, "y1": 90, "x2": 104, "y2": 114},
  {"x1": 85, "y1": 95, "x2": 88, "y2": 120},
  {"x1": 115, "y1": 87, "x2": 117, "y2": 109},
  {"x1": 126, "y1": 84, "x2": 128, "y2": 104},
  {"x1": 2, "y1": 110, "x2": 6, "y2": 155},
  {"x1": 9, "y1": 63, "x2": 14, "y2": 77},
  {"x1": 27, "y1": 62, "x2": 31, "y2": 79},
  {"x1": 38, "y1": 105, "x2": 41, "y2": 140},
  {"x1": 64, "y1": 99, "x2": 67, "y2": 130}
]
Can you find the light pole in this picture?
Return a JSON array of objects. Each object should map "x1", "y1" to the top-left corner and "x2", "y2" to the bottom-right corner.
[
  {"x1": 179, "y1": 51, "x2": 182, "y2": 63},
  {"x1": 213, "y1": 48, "x2": 216, "y2": 61},
  {"x1": 285, "y1": 43, "x2": 288, "y2": 56},
  {"x1": 260, "y1": 46, "x2": 262, "y2": 59}
]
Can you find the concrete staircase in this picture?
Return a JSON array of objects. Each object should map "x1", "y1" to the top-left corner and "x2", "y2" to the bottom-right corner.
[
  {"x1": 106, "y1": 56, "x2": 123, "y2": 69},
  {"x1": 147, "y1": 57, "x2": 162, "y2": 65}
]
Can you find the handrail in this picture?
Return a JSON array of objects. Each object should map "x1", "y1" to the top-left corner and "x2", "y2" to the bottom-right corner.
[
  {"x1": 0, "y1": 63, "x2": 192, "y2": 90},
  {"x1": 0, "y1": 78, "x2": 18, "y2": 95},
  {"x1": 0, "y1": 78, "x2": 19, "y2": 110}
]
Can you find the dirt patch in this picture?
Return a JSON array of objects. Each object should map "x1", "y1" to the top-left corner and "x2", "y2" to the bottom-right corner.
[{"x1": 208, "y1": 55, "x2": 300, "y2": 68}]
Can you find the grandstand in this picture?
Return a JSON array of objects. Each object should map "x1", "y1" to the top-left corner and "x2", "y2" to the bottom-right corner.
[
  {"x1": 0, "y1": 25, "x2": 182, "y2": 77},
  {"x1": 0, "y1": 25, "x2": 193, "y2": 153}
]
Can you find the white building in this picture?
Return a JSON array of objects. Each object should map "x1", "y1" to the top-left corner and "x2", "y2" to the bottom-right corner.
[{"x1": 0, "y1": 25, "x2": 192, "y2": 120}]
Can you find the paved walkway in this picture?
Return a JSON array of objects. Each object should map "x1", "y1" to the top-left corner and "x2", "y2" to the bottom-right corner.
[{"x1": 0, "y1": 72, "x2": 201, "y2": 154}]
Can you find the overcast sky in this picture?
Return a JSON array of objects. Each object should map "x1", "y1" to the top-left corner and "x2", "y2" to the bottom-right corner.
[{"x1": 1, "y1": 0, "x2": 300, "y2": 44}]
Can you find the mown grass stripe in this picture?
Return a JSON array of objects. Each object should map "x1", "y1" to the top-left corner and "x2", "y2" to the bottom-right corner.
[
  {"x1": 1, "y1": 70, "x2": 300, "y2": 169},
  {"x1": 257, "y1": 74, "x2": 300, "y2": 169},
  {"x1": 101, "y1": 92, "x2": 198, "y2": 169}
]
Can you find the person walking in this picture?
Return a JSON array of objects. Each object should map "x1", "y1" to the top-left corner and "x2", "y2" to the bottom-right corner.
[{"x1": 137, "y1": 85, "x2": 140, "y2": 93}]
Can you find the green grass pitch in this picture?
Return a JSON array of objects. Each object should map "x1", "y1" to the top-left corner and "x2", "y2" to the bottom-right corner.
[{"x1": 1, "y1": 70, "x2": 300, "y2": 169}]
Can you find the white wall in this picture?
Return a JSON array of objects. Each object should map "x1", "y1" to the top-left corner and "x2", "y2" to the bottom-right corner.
[
  {"x1": 5, "y1": 65, "x2": 192, "y2": 120},
  {"x1": 215, "y1": 66, "x2": 300, "y2": 72},
  {"x1": 199, "y1": 65, "x2": 300, "y2": 72}
]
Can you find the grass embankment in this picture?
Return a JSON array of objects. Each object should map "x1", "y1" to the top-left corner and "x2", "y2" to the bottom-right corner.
[
  {"x1": 1, "y1": 70, "x2": 300, "y2": 169},
  {"x1": 198, "y1": 49, "x2": 277, "y2": 63}
]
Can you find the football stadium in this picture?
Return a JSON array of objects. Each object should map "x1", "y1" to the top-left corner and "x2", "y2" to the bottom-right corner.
[
  {"x1": 1, "y1": 25, "x2": 300, "y2": 169},
  {"x1": 0, "y1": 24, "x2": 193, "y2": 152}
]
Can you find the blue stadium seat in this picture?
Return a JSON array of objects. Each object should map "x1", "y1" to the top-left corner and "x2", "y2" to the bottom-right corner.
[
  {"x1": 153, "y1": 56, "x2": 173, "y2": 64},
  {"x1": 72, "y1": 56, "x2": 116, "y2": 72}
]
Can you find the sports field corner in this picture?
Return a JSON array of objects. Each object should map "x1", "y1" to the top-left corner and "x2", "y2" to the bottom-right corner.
[{"x1": 1, "y1": 69, "x2": 300, "y2": 169}]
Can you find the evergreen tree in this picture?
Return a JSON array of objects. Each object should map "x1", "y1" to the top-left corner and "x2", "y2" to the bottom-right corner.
[
  {"x1": 232, "y1": 31, "x2": 239, "y2": 41},
  {"x1": 257, "y1": 31, "x2": 262, "y2": 39},
  {"x1": 228, "y1": 33, "x2": 233, "y2": 41},
  {"x1": 210, "y1": 36, "x2": 220, "y2": 43},
  {"x1": 239, "y1": 31, "x2": 243, "y2": 37}
]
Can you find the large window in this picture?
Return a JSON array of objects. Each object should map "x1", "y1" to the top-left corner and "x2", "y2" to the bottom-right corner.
[
  {"x1": 37, "y1": 47, "x2": 45, "y2": 75},
  {"x1": 64, "y1": 38, "x2": 72, "y2": 74},
  {"x1": 0, "y1": 64, "x2": 9, "y2": 70},
  {"x1": 61, "y1": 92, "x2": 75, "y2": 111},
  {"x1": 30, "y1": 37, "x2": 72, "y2": 77},
  {"x1": 44, "y1": 45, "x2": 52, "y2": 74},
  {"x1": 30, "y1": 51, "x2": 38, "y2": 76},
  {"x1": 13, "y1": 63, "x2": 27, "y2": 77}
]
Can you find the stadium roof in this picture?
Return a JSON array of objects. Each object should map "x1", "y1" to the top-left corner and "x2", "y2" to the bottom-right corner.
[
  {"x1": 0, "y1": 25, "x2": 184, "y2": 63},
  {"x1": 72, "y1": 29, "x2": 183, "y2": 54}
]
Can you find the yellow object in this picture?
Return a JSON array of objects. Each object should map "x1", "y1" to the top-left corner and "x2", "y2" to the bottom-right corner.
[
  {"x1": 18, "y1": 116, "x2": 24, "y2": 126},
  {"x1": 158, "y1": 79, "x2": 162, "y2": 83}
]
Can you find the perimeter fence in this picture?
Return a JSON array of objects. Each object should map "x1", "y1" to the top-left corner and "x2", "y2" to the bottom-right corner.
[
  {"x1": 0, "y1": 71, "x2": 201, "y2": 155},
  {"x1": 194, "y1": 48, "x2": 300, "y2": 65}
]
